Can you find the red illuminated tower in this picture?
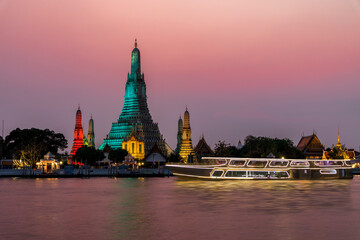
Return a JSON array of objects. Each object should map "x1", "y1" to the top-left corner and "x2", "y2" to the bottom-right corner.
[{"x1": 70, "y1": 106, "x2": 84, "y2": 157}]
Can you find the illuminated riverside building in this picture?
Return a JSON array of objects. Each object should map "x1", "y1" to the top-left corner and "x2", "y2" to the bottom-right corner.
[
  {"x1": 100, "y1": 40, "x2": 168, "y2": 155},
  {"x1": 296, "y1": 132, "x2": 324, "y2": 159},
  {"x1": 87, "y1": 115, "x2": 95, "y2": 148},
  {"x1": 70, "y1": 106, "x2": 86, "y2": 156},
  {"x1": 122, "y1": 124, "x2": 145, "y2": 160},
  {"x1": 323, "y1": 131, "x2": 353, "y2": 159},
  {"x1": 179, "y1": 108, "x2": 195, "y2": 163}
]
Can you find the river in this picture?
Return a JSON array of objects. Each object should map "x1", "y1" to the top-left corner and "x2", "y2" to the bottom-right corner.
[{"x1": 0, "y1": 176, "x2": 359, "y2": 240}]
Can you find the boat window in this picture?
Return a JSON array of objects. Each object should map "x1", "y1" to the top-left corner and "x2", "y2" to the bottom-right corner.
[
  {"x1": 314, "y1": 161, "x2": 343, "y2": 167},
  {"x1": 290, "y1": 161, "x2": 310, "y2": 167},
  {"x1": 200, "y1": 158, "x2": 228, "y2": 165},
  {"x1": 247, "y1": 160, "x2": 268, "y2": 168},
  {"x1": 345, "y1": 160, "x2": 352, "y2": 166},
  {"x1": 229, "y1": 160, "x2": 246, "y2": 166},
  {"x1": 217, "y1": 159, "x2": 227, "y2": 165},
  {"x1": 247, "y1": 171, "x2": 268, "y2": 178},
  {"x1": 212, "y1": 170, "x2": 224, "y2": 177},
  {"x1": 320, "y1": 170, "x2": 337, "y2": 174},
  {"x1": 225, "y1": 171, "x2": 246, "y2": 178},
  {"x1": 269, "y1": 160, "x2": 289, "y2": 167},
  {"x1": 269, "y1": 171, "x2": 289, "y2": 178}
]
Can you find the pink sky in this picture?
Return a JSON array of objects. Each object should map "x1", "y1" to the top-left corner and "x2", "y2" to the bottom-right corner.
[{"x1": 1, "y1": 0, "x2": 360, "y2": 152}]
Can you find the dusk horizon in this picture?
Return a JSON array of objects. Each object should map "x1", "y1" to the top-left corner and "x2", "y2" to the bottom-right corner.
[{"x1": 1, "y1": 0, "x2": 360, "y2": 152}]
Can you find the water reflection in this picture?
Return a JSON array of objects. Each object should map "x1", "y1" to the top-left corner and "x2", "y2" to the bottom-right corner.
[
  {"x1": 0, "y1": 177, "x2": 359, "y2": 240},
  {"x1": 173, "y1": 178, "x2": 353, "y2": 213}
]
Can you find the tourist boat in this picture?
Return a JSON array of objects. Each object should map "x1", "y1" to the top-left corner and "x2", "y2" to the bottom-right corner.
[{"x1": 166, "y1": 157, "x2": 353, "y2": 180}]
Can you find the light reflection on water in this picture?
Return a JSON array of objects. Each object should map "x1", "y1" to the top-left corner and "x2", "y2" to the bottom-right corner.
[{"x1": 0, "y1": 176, "x2": 360, "y2": 240}]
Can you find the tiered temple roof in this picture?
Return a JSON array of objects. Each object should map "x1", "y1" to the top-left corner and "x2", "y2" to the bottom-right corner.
[
  {"x1": 296, "y1": 133, "x2": 324, "y2": 159},
  {"x1": 99, "y1": 40, "x2": 167, "y2": 155},
  {"x1": 194, "y1": 135, "x2": 214, "y2": 156},
  {"x1": 70, "y1": 106, "x2": 85, "y2": 156},
  {"x1": 179, "y1": 108, "x2": 195, "y2": 163},
  {"x1": 175, "y1": 116, "x2": 183, "y2": 154},
  {"x1": 122, "y1": 124, "x2": 145, "y2": 160},
  {"x1": 87, "y1": 115, "x2": 95, "y2": 148}
]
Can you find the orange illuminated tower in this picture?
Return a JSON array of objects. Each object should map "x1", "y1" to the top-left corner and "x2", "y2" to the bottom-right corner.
[
  {"x1": 70, "y1": 106, "x2": 84, "y2": 156},
  {"x1": 179, "y1": 107, "x2": 195, "y2": 163}
]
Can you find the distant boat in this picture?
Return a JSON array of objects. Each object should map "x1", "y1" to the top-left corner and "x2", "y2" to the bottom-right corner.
[{"x1": 166, "y1": 157, "x2": 353, "y2": 180}]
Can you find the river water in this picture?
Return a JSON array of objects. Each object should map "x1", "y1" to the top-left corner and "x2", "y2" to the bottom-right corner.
[{"x1": 0, "y1": 176, "x2": 360, "y2": 240}]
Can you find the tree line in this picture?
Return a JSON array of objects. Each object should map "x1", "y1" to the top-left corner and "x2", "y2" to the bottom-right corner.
[
  {"x1": 0, "y1": 128, "x2": 130, "y2": 167},
  {"x1": 214, "y1": 135, "x2": 305, "y2": 159},
  {"x1": 169, "y1": 135, "x2": 305, "y2": 162}
]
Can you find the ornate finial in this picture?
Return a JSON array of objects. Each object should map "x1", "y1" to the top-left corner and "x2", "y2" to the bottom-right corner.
[
  {"x1": 131, "y1": 123, "x2": 136, "y2": 135},
  {"x1": 135, "y1": 38, "x2": 137, "y2": 48},
  {"x1": 336, "y1": 126, "x2": 341, "y2": 147},
  {"x1": 90, "y1": 113, "x2": 93, "y2": 119},
  {"x1": 186, "y1": 105, "x2": 188, "y2": 111},
  {"x1": 78, "y1": 104, "x2": 80, "y2": 110}
]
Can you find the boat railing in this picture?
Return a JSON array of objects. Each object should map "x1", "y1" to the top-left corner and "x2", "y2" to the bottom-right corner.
[
  {"x1": 313, "y1": 160, "x2": 343, "y2": 167},
  {"x1": 167, "y1": 162, "x2": 226, "y2": 166},
  {"x1": 290, "y1": 160, "x2": 310, "y2": 167},
  {"x1": 214, "y1": 169, "x2": 290, "y2": 179},
  {"x1": 169, "y1": 158, "x2": 352, "y2": 169},
  {"x1": 269, "y1": 160, "x2": 290, "y2": 167}
]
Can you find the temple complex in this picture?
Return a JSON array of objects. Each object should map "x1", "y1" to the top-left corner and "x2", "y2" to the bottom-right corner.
[
  {"x1": 87, "y1": 115, "x2": 95, "y2": 148},
  {"x1": 122, "y1": 124, "x2": 145, "y2": 160},
  {"x1": 175, "y1": 116, "x2": 183, "y2": 154},
  {"x1": 179, "y1": 108, "x2": 195, "y2": 163},
  {"x1": 296, "y1": 133, "x2": 324, "y2": 159},
  {"x1": 323, "y1": 131, "x2": 351, "y2": 159},
  {"x1": 237, "y1": 140, "x2": 243, "y2": 150},
  {"x1": 100, "y1": 40, "x2": 167, "y2": 155},
  {"x1": 70, "y1": 106, "x2": 85, "y2": 156}
]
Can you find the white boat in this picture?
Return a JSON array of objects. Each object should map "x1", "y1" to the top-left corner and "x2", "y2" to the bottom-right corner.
[{"x1": 166, "y1": 157, "x2": 353, "y2": 180}]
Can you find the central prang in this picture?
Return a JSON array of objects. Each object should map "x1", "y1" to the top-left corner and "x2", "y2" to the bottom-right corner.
[{"x1": 100, "y1": 40, "x2": 168, "y2": 156}]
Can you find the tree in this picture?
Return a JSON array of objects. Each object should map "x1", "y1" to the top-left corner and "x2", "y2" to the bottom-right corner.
[
  {"x1": 168, "y1": 153, "x2": 181, "y2": 162},
  {"x1": 327, "y1": 146, "x2": 349, "y2": 159},
  {"x1": 214, "y1": 141, "x2": 241, "y2": 157},
  {"x1": 0, "y1": 136, "x2": 4, "y2": 159},
  {"x1": 4, "y1": 128, "x2": 67, "y2": 167},
  {"x1": 74, "y1": 146, "x2": 105, "y2": 165},
  {"x1": 240, "y1": 135, "x2": 305, "y2": 159},
  {"x1": 108, "y1": 148, "x2": 128, "y2": 164}
]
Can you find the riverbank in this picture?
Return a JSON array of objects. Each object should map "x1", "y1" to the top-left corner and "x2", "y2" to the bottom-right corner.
[{"x1": 0, "y1": 168, "x2": 173, "y2": 178}]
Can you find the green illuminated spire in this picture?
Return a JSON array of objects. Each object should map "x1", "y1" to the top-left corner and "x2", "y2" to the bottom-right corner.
[
  {"x1": 175, "y1": 115, "x2": 183, "y2": 154},
  {"x1": 100, "y1": 40, "x2": 168, "y2": 155},
  {"x1": 131, "y1": 38, "x2": 141, "y2": 79}
]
